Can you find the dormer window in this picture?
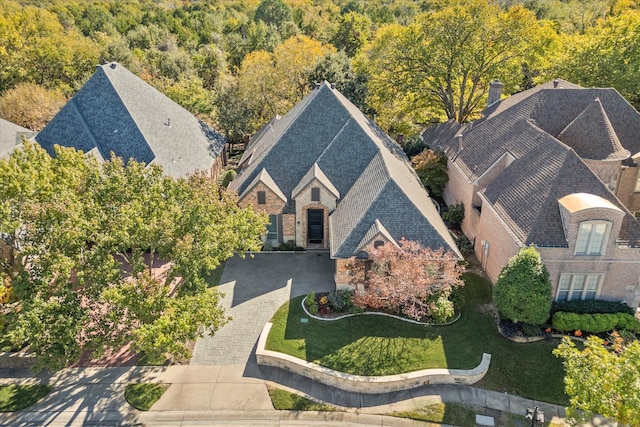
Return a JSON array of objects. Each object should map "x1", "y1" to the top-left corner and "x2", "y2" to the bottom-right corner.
[
  {"x1": 257, "y1": 191, "x2": 266, "y2": 204},
  {"x1": 311, "y1": 187, "x2": 320, "y2": 202},
  {"x1": 575, "y1": 221, "x2": 611, "y2": 255}
]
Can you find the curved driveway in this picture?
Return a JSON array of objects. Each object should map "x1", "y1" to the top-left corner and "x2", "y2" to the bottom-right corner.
[{"x1": 191, "y1": 251, "x2": 335, "y2": 366}]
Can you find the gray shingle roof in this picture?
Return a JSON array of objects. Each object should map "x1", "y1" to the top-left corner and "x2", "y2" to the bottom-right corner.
[
  {"x1": 557, "y1": 98, "x2": 629, "y2": 161},
  {"x1": 422, "y1": 79, "x2": 640, "y2": 248},
  {"x1": 35, "y1": 62, "x2": 225, "y2": 178},
  {"x1": 0, "y1": 118, "x2": 35, "y2": 158},
  {"x1": 231, "y1": 82, "x2": 460, "y2": 259}
]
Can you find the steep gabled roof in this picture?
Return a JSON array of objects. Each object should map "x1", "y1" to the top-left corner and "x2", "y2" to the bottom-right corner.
[
  {"x1": 239, "y1": 168, "x2": 287, "y2": 202},
  {"x1": 231, "y1": 82, "x2": 460, "y2": 258},
  {"x1": 292, "y1": 163, "x2": 339, "y2": 199},
  {"x1": 36, "y1": 62, "x2": 225, "y2": 178},
  {"x1": 0, "y1": 118, "x2": 34, "y2": 158}
]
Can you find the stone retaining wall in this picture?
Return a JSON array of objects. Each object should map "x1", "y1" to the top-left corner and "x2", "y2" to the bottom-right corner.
[{"x1": 256, "y1": 322, "x2": 491, "y2": 394}]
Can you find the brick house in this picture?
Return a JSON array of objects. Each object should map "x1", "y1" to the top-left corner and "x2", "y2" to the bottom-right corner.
[
  {"x1": 36, "y1": 62, "x2": 226, "y2": 179},
  {"x1": 423, "y1": 79, "x2": 640, "y2": 309},
  {"x1": 229, "y1": 82, "x2": 461, "y2": 287}
]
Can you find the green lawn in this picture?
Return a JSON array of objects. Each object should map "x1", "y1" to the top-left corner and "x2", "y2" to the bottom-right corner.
[
  {"x1": 266, "y1": 273, "x2": 568, "y2": 405},
  {"x1": 124, "y1": 383, "x2": 169, "y2": 411},
  {"x1": 0, "y1": 384, "x2": 51, "y2": 412},
  {"x1": 267, "y1": 386, "x2": 340, "y2": 411}
]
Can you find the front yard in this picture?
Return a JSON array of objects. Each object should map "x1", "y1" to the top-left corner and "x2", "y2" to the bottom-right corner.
[{"x1": 266, "y1": 272, "x2": 568, "y2": 405}]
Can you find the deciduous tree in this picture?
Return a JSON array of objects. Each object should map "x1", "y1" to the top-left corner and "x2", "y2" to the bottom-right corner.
[
  {"x1": 0, "y1": 142, "x2": 267, "y2": 370},
  {"x1": 411, "y1": 149, "x2": 449, "y2": 198},
  {"x1": 0, "y1": 82, "x2": 65, "y2": 131},
  {"x1": 554, "y1": 336, "x2": 640, "y2": 425},
  {"x1": 493, "y1": 245, "x2": 552, "y2": 325},
  {"x1": 362, "y1": 0, "x2": 557, "y2": 125},
  {"x1": 348, "y1": 238, "x2": 465, "y2": 321}
]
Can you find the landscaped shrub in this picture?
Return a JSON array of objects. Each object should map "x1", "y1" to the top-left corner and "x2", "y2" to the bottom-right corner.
[
  {"x1": 522, "y1": 323, "x2": 541, "y2": 337},
  {"x1": 443, "y1": 202, "x2": 464, "y2": 229},
  {"x1": 340, "y1": 290, "x2": 354, "y2": 312},
  {"x1": 551, "y1": 300, "x2": 633, "y2": 316},
  {"x1": 305, "y1": 292, "x2": 318, "y2": 315},
  {"x1": 278, "y1": 240, "x2": 303, "y2": 251},
  {"x1": 221, "y1": 169, "x2": 237, "y2": 187},
  {"x1": 553, "y1": 312, "x2": 640, "y2": 334},
  {"x1": 327, "y1": 291, "x2": 345, "y2": 311},
  {"x1": 493, "y1": 246, "x2": 552, "y2": 325},
  {"x1": 454, "y1": 235, "x2": 473, "y2": 255},
  {"x1": 411, "y1": 149, "x2": 449, "y2": 197},
  {"x1": 429, "y1": 293, "x2": 455, "y2": 323}
]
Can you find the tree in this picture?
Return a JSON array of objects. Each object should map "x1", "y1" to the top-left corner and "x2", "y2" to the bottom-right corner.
[
  {"x1": 0, "y1": 142, "x2": 268, "y2": 370},
  {"x1": 255, "y1": 0, "x2": 293, "y2": 29},
  {"x1": 348, "y1": 238, "x2": 465, "y2": 321},
  {"x1": 554, "y1": 336, "x2": 640, "y2": 425},
  {"x1": 331, "y1": 11, "x2": 372, "y2": 57},
  {"x1": 0, "y1": 82, "x2": 65, "y2": 131},
  {"x1": 362, "y1": 0, "x2": 558, "y2": 125},
  {"x1": 411, "y1": 149, "x2": 449, "y2": 198},
  {"x1": 556, "y1": 11, "x2": 640, "y2": 109},
  {"x1": 492, "y1": 245, "x2": 552, "y2": 325}
]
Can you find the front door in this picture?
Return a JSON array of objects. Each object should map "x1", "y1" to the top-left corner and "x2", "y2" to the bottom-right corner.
[{"x1": 307, "y1": 209, "x2": 324, "y2": 244}]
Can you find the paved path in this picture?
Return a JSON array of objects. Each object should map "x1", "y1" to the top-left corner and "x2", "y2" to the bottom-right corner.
[{"x1": 191, "y1": 252, "x2": 335, "y2": 365}]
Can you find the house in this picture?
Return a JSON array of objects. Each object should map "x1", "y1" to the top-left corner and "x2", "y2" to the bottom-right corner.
[
  {"x1": 229, "y1": 82, "x2": 461, "y2": 288},
  {"x1": 423, "y1": 79, "x2": 640, "y2": 309},
  {"x1": 0, "y1": 118, "x2": 35, "y2": 158},
  {"x1": 36, "y1": 62, "x2": 226, "y2": 179}
]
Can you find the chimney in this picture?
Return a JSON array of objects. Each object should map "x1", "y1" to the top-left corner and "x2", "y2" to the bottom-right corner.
[
  {"x1": 487, "y1": 79, "x2": 503, "y2": 107},
  {"x1": 553, "y1": 78, "x2": 560, "y2": 88}
]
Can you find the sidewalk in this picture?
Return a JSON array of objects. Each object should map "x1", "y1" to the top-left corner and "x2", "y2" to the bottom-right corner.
[{"x1": 0, "y1": 360, "x2": 573, "y2": 427}]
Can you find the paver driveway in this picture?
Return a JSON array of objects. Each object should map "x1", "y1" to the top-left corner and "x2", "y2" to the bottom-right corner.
[{"x1": 191, "y1": 251, "x2": 335, "y2": 365}]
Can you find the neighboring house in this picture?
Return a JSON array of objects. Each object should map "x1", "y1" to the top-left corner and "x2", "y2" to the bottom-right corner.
[
  {"x1": 36, "y1": 62, "x2": 226, "y2": 179},
  {"x1": 0, "y1": 118, "x2": 35, "y2": 158},
  {"x1": 229, "y1": 82, "x2": 461, "y2": 287},
  {"x1": 423, "y1": 79, "x2": 640, "y2": 309}
]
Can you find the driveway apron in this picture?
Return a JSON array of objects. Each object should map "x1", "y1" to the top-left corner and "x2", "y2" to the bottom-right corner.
[{"x1": 191, "y1": 251, "x2": 335, "y2": 366}]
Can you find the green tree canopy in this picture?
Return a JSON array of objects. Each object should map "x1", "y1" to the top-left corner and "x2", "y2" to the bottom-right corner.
[
  {"x1": 493, "y1": 245, "x2": 552, "y2": 325},
  {"x1": 362, "y1": 0, "x2": 558, "y2": 126},
  {"x1": 554, "y1": 336, "x2": 640, "y2": 425},
  {"x1": 0, "y1": 142, "x2": 267, "y2": 370}
]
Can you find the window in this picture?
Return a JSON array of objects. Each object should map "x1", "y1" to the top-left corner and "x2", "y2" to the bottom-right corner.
[
  {"x1": 311, "y1": 187, "x2": 320, "y2": 202},
  {"x1": 556, "y1": 273, "x2": 603, "y2": 301},
  {"x1": 575, "y1": 221, "x2": 610, "y2": 255},
  {"x1": 373, "y1": 240, "x2": 385, "y2": 249},
  {"x1": 266, "y1": 214, "x2": 278, "y2": 242},
  {"x1": 257, "y1": 191, "x2": 266, "y2": 204}
]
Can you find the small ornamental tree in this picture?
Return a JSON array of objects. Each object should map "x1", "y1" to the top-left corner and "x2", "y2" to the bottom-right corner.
[
  {"x1": 554, "y1": 336, "x2": 640, "y2": 425},
  {"x1": 493, "y1": 245, "x2": 552, "y2": 325},
  {"x1": 347, "y1": 238, "x2": 465, "y2": 321},
  {"x1": 411, "y1": 149, "x2": 449, "y2": 198}
]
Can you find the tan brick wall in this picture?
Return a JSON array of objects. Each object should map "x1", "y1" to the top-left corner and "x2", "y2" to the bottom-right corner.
[
  {"x1": 335, "y1": 258, "x2": 353, "y2": 290},
  {"x1": 616, "y1": 165, "x2": 640, "y2": 212},
  {"x1": 237, "y1": 182, "x2": 286, "y2": 214},
  {"x1": 294, "y1": 182, "x2": 337, "y2": 249},
  {"x1": 445, "y1": 160, "x2": 481, "y2": 240},
  {"x1": 282, "y1": 213, "x2": 296, "y2": 243},
  {"x1": 474, "y1": 198, "x2": 522, "y2": 283}
]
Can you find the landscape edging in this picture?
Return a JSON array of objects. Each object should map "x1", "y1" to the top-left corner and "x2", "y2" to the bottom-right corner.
[{"x1": 256, "y1": 322, "x2": 491, "y2": 394}]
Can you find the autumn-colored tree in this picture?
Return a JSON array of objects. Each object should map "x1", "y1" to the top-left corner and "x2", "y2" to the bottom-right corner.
[
  {"x1": 0, "y1": 142, "x2": 267, "y2": 370},
  {"x1": 347, "y1": 238, "x2": 465, "y2": 321},
  {"x1": 362, "y1": 0, "x2": 558, "y2": 126},
  {"x1": 0, "y1": 82, "x2": 65, "y2": 131},
  {"x1": 554, "y1": 336, "x2": 640, "y2": 425}
]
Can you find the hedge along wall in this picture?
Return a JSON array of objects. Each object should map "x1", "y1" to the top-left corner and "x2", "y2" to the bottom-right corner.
[{"x1": 552, "y1": 312, "x2": 640, "y2": 334}]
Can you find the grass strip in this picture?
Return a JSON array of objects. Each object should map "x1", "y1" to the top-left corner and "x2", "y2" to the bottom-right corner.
[
  {"x1": 125, "y1": 383, "x2": 169, "y2": 411},
  {"x1": 0, "y1": 384, "x2": 51, "y2": 412}
]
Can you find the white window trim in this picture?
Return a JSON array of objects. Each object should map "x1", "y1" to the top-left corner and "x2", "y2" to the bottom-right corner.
[
  {"x1": 574, "y1": 221, "x2": 611, "y2": 256},
  {"x1": 556, "y1": 273, "x2": 604, "y2": 301}
]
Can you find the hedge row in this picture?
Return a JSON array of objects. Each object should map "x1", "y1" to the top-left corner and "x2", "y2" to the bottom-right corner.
[
  {"x1": 550, "y1": 300, "x2": 633, "y2": 316},
  {"x1": 552, "y1": 312, "x2": 640, "y2": 334}
]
